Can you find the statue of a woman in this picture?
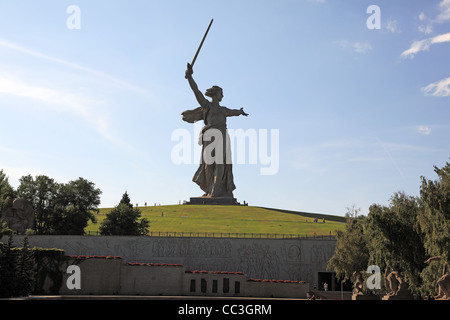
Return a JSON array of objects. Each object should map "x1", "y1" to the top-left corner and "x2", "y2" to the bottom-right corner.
[{"x1": 182, "y1": 63, "x2": 248, "y2": 198}]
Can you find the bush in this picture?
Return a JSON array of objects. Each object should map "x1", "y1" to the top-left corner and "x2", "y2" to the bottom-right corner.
[
  {"x1": 0, "y1": 236, "x2": 35, "y2": 297},
  {"x1": 32, "y1": 247, "x2": 66, "y2": 294},
  {"x1": 0, "y1": 236, "x2": 67, "y2": 297}
]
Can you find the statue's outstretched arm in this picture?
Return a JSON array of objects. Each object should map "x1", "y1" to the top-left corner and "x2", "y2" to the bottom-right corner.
[
  {"x1": 425, "y1": 256, "x2": 442, "y2": 264},
  {"x1": 185, "y1": 64, "x2": 208, "y2": 107},
  {"x1": 223, "y1": 107, "x2": 249, "y2": 117},
  {"x1": 240, "y1": 108, "x2": 249, "y2": 116}
]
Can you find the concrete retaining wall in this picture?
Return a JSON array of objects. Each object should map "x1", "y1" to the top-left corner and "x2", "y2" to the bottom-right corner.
[
  {"x1": 120, "y1": 264, "x2": 184, "y2": 296},
  {"x1": 4, "y1": 235, "x2": 336, "y2": 288},
  {"x1": 57, "y1": 257, "x2": 309, "y2": 298},
  {"x1": 246, "y1": 280, "x2": 308, "y2": 298},
  {"x1": 60, "y1": 258, "x2": 122, "y2": 295}
]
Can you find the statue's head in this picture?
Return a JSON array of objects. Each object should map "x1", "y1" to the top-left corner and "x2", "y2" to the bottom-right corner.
[{"x1": 205, "y1": 85, "x2": 223, "y2": 102}]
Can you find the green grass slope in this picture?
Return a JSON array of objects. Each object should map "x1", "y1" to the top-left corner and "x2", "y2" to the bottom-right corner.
[{"x1": 86, "y1": 205, "x2": 346, "y2": 236}]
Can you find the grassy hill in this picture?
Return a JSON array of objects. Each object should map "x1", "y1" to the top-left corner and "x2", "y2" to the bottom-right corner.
[{"x1": 86, "y1": 205, "x2": 346, "y2": 237}]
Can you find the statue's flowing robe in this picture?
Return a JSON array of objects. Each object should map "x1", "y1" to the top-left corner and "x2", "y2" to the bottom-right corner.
[{"x1": 182, "y1": 102, "x2": 241, "y2": 198}]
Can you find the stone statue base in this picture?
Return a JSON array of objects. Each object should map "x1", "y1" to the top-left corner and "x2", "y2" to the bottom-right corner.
[
  {"x1": 382, "y1": 283, "x2": 414, "y2": 300},
  {"x1": 185, "y1": 197, "x2": 244, "y2": 206}
]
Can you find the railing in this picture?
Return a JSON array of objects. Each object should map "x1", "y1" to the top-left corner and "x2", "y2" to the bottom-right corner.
[{"x1": 84, "y1": 230, "x2": 336, "y2": 240}]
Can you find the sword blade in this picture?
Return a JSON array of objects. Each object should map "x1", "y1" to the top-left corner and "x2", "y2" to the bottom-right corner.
[{"x1": 190, "y1": 19, "x2": 214, "y2": 68}]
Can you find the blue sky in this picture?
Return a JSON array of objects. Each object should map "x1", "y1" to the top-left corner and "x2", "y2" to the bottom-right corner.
[{"x1": 0, "y1": 0, "x2": 449, "y2": 216}]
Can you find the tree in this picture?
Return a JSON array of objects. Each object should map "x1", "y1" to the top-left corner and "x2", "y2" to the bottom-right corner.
[
  {"x1": 418, "y1": 161, "x2": 450, "y2": 259},
  {"x1": 327, "y1": 216, "x2": 369, "y2": 284},
  {"x1": 327, "y1": 159, "x2": 450, "y2": 298},
  {"x1": 17, "y1": 175, "x2": 101, "y2": 235},
  {"x1": 119, "y1": 191, "x2": 133, "y2": 208},
  {"x1": 0, "y1": 170, "x2": 15, "y2": 236},
  {"x1": 0, "y1": 169, "x2": 15, "y2": 215},
  {"x1": 15, "y1": 237, "x2": 36, "y2": 296},
  {"x1": 344, "y1": 204, "x2": 361, "y2": 219},
  {"x1": 0, "y1": 236, "x2": 36, "y2": 297},
  {"x1": 17, "y1": 175, "x2": 59, "y2": 234},
  {"x1": 0, "y1": 236, "x2": 17, "y2": 297},
  {"x1": 52, "y1": 178, "x2": 101, "y2": 235},
  {"x1": 364, "y1": 192, "x2": 425, "y2": 295},
  {"x1": 418, "y1": 161, "x2": 450, "y2": 297},
  {"x1": 99, "y1": 192, "x2": 149, "y2": 236},
  {"x1": 0, "y1": 220, "x2": 13, "y2": 237}
]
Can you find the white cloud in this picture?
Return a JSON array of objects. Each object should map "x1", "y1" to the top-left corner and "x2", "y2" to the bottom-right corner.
[
  {"x1": 0, "y1": 38, "x2": 150, "y2": 151},
  {"x1": 337, "y1": 40, "x2": 373, "y2": 54},
  {"x1": 417, "y1": 126, "x2": 431, "y2": 135},
  {"x1": 386, "y1": 20, "x2": 401, "y2": 33},
  {"x1": 419, "y1": 12, "x2": 427, "y2": 21},
  {"x1": 0, "y1": 76, "x2": 112, "y2": 140},
  {"x1": 421, "y1": 77, "x2": 450, "y2": 97},
  {"x1": 0, "y1": 38, "x2": 148, "y2": 97},
  {"x1": 415, "y1": 2, "x2": 450, "y2": 35},
  {"x1": 436, "y1": 0, "x2": 450, "y2": 22},
  {"x1": 433, "y1": 32, "x2": 450, "y2": 43},
  {"x1": 401, "y1": 32, "x2": 450, "y2": 58},
  {"x1": 418, "y1": 24, "x2": 433, "y2": 34},
  {"x1": 401, "y1": 39, "x2": 430, "y2": 58}
]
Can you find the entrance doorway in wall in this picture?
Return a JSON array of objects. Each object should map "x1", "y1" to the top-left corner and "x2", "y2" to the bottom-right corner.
[
  {"x1": 317, "y1": 272, "x2": 353, "y2": 291},
  {"x1": 318, "y1": 272, "x2": 333, "y2": 291}
]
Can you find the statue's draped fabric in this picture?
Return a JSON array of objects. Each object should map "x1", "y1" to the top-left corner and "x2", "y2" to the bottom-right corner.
[{"x1": 182, "y1": 101, "x2": 241, "y2": 198}]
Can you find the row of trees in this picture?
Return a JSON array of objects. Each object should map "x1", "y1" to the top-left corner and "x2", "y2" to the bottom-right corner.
[
  {"x1": 1, "y1": 170, "x2": 150, "y2": 236},
  {"x1": 328, "y1": 160, "x2": 450, "y2": 298},
  {"x1": 0, "y1": 171, "x2": 102, "y2": 235}
]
